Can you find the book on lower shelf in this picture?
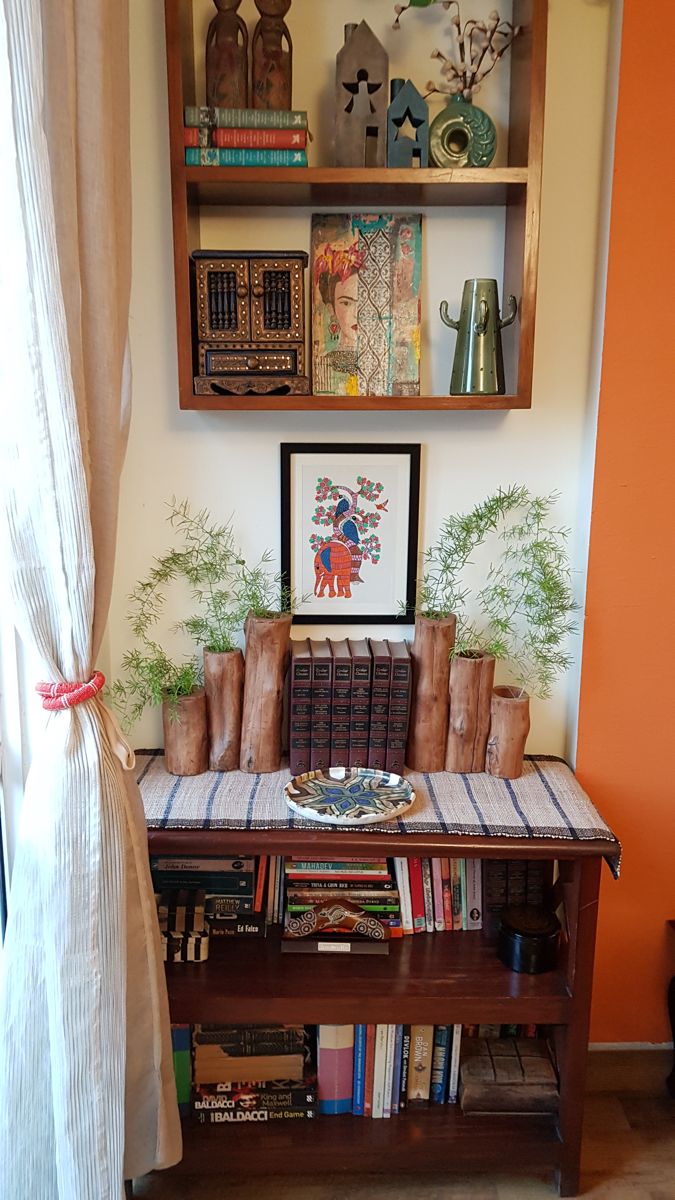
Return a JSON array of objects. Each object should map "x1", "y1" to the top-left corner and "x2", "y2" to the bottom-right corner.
[{"x1": 172, "y1": 1023, "x2": 558, "y2": 1126}]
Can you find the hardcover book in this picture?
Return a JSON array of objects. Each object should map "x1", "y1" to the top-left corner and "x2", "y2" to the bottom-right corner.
[
  {"x1": 310, "y1": 639, "x2": 332, "y2": 771},
  {"x1": 347, "y1": 639, "x2": 371, "y2": 766},
  {"x1": 213, "y1": 128, "x2": 307, "y2": 149},
  {"x1": 193, "y1": 1050, "x2": 305, "y2": 1085},
  {"x1": 289, "y1": 638, "x2": 312, "y2": 776},
  {"x1": 385, "y1": 640, "x2": 411, "y2": 775},
  {"x1": 185, "y1": 148, "x2": 307, "y2": 167},
  {"x1": 184, "y1": 105, "x2": 308, "y2": 129},
  {"x1": 367, "y1": 639, "x2": 391, "y2": 771},
  {"x1": 329, "y1": 639, "x2": 352, "y2": 768}
]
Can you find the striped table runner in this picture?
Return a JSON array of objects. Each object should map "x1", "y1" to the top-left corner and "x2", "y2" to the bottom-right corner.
[{"x1": 138, "y1": 753, "x2": 621, "y2": 877}]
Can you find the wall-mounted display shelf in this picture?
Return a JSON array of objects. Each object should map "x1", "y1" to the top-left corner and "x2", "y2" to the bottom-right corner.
[{"x1": 164, "y1": 1, "x2": 546, "y2": 410}]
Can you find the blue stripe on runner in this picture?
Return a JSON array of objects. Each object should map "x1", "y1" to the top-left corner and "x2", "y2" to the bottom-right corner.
[
  {"x1": 460, "y1": 775, "x2": 491, "y2": 836},
  {"x1": 503, "y1": 778, "x2": 534, "y2": 836},
  {"x1": 246, "y1": 775, "x2": 262, "y2": 828},
  {"x1": 423, "y1": 774, "x2": 450, "y2": 834},
  {"x1": 136, "y1": 754, "x2": 156, "y2": 786},
  {"x1": 530, "y1": 760, "x2": 578, "y2": 837},
  {"x1": 204, "y1": 772, "x2": 225, "y2": 828},
  {"x1": 161, "y1": 775, "x2": 183, "y2": 828}
]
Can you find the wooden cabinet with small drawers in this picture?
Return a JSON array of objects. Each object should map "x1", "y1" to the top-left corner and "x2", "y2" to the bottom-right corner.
[{"x1": 191, "y1": 251, "x2": 309, "y2": 396}]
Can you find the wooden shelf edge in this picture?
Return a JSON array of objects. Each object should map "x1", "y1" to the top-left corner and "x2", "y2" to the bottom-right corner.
[
  {"x1": 179, "y1": 393, "x2": 531, "y2": 412},
  {"x1": 164, "y1": 1109, "x2": 561, "y2": 1176},
  {"x1": 184, "y1": 166, "x2": 530, "y2": 186}
]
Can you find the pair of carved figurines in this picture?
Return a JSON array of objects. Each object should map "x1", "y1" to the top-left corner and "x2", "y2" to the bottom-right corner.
[{"x1": 206, "y1": 0, "x2": 292, "y2": 111}]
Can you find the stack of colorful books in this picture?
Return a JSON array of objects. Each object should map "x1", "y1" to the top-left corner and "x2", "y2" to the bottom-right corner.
[
  {"x1": 192, "y1": 1025, "x2": 317, "y2": 1124},
  {"x1": 184, "y1": 105, "x2": 308, "y2": 168},
  {"x1": 289, "y1": 638, "x2": 412, "y2": 777},
  {"x1": 152, "y1": 854, "x2": 268, "y2": 958},
  {"x1": 283, "y1": 857, "x2": 402, "y2": 943}
]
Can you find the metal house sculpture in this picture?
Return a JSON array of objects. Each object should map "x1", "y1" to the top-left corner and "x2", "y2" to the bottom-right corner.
[
  {"x1": 387, "y1": 78, "x2": 429, "y2": 168},
  {"x1": 335, "y1": 21, "x2": 389, "y2": 168}
]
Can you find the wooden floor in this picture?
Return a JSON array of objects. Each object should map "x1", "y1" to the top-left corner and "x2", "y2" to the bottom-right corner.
[{"x1": 132, "y1": 1051, "x2": 675, "y2": 1200}]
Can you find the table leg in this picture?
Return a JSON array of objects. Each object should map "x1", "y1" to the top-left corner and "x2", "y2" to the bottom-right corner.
[{"x1": 662, "y1": 974, "x2": 667, "y2": 1099}]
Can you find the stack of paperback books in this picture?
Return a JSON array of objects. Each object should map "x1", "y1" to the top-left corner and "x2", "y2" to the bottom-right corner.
[
  {"x1": 184, "y1": 105, "x2": 308, "y2": 168},
  {"x1": 317, "y1": 1023, "x2": 551, "y2": 1118},
  {"x1": 152, "y1": 855, "x2": 268, "y2": 959},
  {"x1": 192, "y1": 1025, "x2": 317, "y2": 1124},
  {"x1": 289, "y1": 638, "x2": 412, "y2": 777},
  {"x1": 283, "y1": 857, "x2": 402, "y2": 944}
]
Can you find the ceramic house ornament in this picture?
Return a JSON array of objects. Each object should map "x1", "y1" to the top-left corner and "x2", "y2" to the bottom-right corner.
[
  {"x1": 387, "y1": 78, "x2": 429, "y2": 167},
  {"x1": 335, "y1": 21, "x2": 389, "y2": 168}
]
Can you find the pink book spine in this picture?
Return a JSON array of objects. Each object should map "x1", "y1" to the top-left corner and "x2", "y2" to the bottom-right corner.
[
  {"x1": 441, "y1": 858, "x2": 453, "y2": 930},
  {"x1": 431, "y1": 858, "x2": 445, "y2": 932}
]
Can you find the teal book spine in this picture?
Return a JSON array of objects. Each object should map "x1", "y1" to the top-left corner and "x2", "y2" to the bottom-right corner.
[
  {"x1": 185, "y1": 147, "x2": 307, "y2": 167},
  {"x1": 184, "y1": 105, "x2": 308, "y2": 130},
  {"x1": 352, "y1": 1024, "x2": 366, "y2": 1115},
  {"x1": 430, "y1": 1025, "x2": 450, "y2": 1104}
]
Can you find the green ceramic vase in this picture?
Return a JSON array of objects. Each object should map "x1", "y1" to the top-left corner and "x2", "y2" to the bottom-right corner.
[{"x1": 429, "y1": 94, "x2": 497, "y2": 169}]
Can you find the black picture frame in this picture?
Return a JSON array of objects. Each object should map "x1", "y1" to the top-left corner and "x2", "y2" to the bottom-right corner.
[{"x1": 280, "y1": 443, "x2": 421, "y2": 625}]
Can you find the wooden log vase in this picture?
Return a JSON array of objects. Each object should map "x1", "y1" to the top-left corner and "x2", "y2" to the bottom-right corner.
[
  {"x1": 485, "y1": 685, "x2": 531, "y2": 780},
  {"x1": 445, "y1": 651, "x2": 496, "y2": 773},
  {"x1": 406, "y1": 613, "x2": 457, "y2": 772},
  {"x1": 204, "y1": 648, "x2": 244, "y2": 772},
  {"x1": 239, "y1": 611, "x2": 292, "y2": 773},
  {"x1": 162, "y1": 688, "x2": 209, "y2": 777}
]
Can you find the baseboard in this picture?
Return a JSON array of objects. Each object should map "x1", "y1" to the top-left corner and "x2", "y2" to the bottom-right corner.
[
  {"x1": 589, "y1": 1042, "x2": 672, "y2": 1050},
  {"x1": 585, "y1": 1045, "x2": 672, "y2": 1094}
]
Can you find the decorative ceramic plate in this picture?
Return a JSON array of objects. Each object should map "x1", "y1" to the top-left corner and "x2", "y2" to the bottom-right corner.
[{"x1": 284, "y1": 767, "x2": 415, "y2": 826}]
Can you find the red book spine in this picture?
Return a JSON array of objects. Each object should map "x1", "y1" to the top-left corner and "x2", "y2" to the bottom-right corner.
[
  {"x1": 363, "y1": 1025, "x2": 376, "y2": 1117},
  {"x1": 213, "y1": 127, "x2": 308, "y2": 149},
  {"x1": 310, "y1": 641, "x2": 332, "y2": 772},
  {"x1": 183, "y1": 126, "x2": 211, "y2": 148},
  {"x1": 367, "y1": 640, "x2": 391, "y2": 771},
  {"x1": 253, "y1": 856, "x2": 268, "y2": 913},
  {"x1": 385, "y1": 642, "x2": 411, "y2": 775},
  {"x1": 441, "y1": 858, "x2": 453, "y2": 931},
  {"x1": 330, "y1": 641, "x2": 351, "y2": 768},
  {"x1": 408, "y1": 858, "x2": 426, "y2": 933},
  {"x1": 348, "y1": 641, "x2": 371, "y2": 766},
  {"x1": 289, "y1": 640, "x2": 312, "y2": 777}
]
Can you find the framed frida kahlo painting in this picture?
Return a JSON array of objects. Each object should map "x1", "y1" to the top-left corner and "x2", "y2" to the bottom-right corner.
[
  {"x1": 281, "y1": 443, "x2": 420, "y2": 624},
  {"x1": 310, "y1": 213, "x2": 422, "y2": 397}
]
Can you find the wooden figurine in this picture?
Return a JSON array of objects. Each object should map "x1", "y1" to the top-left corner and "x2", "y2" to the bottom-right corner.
[
  {"x1": 205, "y1": 0, "x2": 249, "y2": 110},
  {"x1": 252, "y1": 0, "x2": 293, "y2": 111},
  {"x1": 387, "y1": 78, "x2": 429, "y2": 168},
  {"x1": 335, "y1": 21, "x2": 388, "y2": 168}
]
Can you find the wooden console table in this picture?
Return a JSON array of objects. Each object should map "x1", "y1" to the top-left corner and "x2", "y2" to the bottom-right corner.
[{"x1": 136, "y1": 755, "x2": 620, "y2": 1198}]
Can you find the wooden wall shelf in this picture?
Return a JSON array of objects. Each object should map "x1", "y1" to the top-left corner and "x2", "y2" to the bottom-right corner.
[
  {"x1": 164, "y1": 0, "x2": 546, "y2": 413},
  {"x1": 185, "y1": 166, "x2": 529, "y2": 208}
]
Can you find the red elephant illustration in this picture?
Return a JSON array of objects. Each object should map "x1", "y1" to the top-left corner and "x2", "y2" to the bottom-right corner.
[{"x1": 314, "y1": 539, "x2": 354, "y2": 598}]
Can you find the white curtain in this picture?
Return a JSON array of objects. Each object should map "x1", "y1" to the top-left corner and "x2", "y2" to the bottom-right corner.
[{"x1": 0, "y1": 0, "x2": 181, "y2": 1196}]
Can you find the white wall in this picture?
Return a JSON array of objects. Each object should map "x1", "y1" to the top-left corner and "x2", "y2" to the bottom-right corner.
[{"x1": 110, "y1": 0, "x2": 613, "y2": 755}]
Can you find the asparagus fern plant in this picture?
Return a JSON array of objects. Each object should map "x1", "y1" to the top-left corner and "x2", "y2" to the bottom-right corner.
[{"x1": 417, "y1": 486, "x2": 578, "y2": 697}]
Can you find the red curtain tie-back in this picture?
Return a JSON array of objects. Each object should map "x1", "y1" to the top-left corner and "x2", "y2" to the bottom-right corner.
[{"x1": 35, "y1": 671, "x2": 106, "y2": 711}]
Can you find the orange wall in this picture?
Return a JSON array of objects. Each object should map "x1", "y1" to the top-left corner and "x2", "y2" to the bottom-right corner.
[{"x1": 577, "y1": 0, "x2": 675, "y2": 1043}]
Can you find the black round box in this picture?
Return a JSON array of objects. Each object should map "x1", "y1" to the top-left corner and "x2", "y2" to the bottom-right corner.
[{"x1": 497, "y1": 905, "x2": 561, "y2": 974}]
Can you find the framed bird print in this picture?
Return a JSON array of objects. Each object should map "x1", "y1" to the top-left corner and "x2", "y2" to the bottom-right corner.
[{"x1": 280, "y1": 443, "x2": 421, "y2": 624}]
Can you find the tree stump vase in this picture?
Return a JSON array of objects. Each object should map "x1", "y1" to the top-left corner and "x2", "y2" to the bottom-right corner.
[
  {"x1": 445, "y1": 651, "x2": 496, "y2": 773},
  {"x1": 406, "y1": 613, "x2": 457, "y2": 772},
  {"x1": 240, "y1": 612, "x2": 292, "y2": 773},
  {"x1": 485, "y1": 686, "x2": 530, "y2": 780},
  {"x1": 204, "y1": 648, "x2": 244, "y2": 772},
  {"x1": 163, "y1": 688, "x2": 209, "y2": 777}
]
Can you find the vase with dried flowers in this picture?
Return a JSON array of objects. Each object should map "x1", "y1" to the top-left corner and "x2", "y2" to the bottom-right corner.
[{"x1": 393, "y1": 1, "x2": 520, "y2": 168}]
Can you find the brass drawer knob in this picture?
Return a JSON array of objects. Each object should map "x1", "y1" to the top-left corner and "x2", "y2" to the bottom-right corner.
[
  {"x1": 247, "y1": 356, "x2": 260, "y2": 369},
  {"x1": 251, "y1": 284, "x2": 264, "y2": 298},
  {"x1": 236, "y1": 285, "x2": 248, "y2": 299}
]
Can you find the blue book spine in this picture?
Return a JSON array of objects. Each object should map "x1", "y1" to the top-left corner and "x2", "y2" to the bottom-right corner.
[
  {"x1": 430, "y1": 1025, "x2": 451, "y2": 1104},
  {"x1": 352, "y1": 1024, "x2": 366, "y2": 1115},
  {"x1": 185, "y1": 147, "x2": 308, "y2": 167},
  {"x1": 390, "y1": 1024, "x2": 403, "y2": 1115}
]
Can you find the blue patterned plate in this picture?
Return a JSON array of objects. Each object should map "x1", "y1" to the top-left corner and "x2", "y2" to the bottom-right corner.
[{"x1": 284, "y1": 767, "x2": 415, "y2": 826}]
